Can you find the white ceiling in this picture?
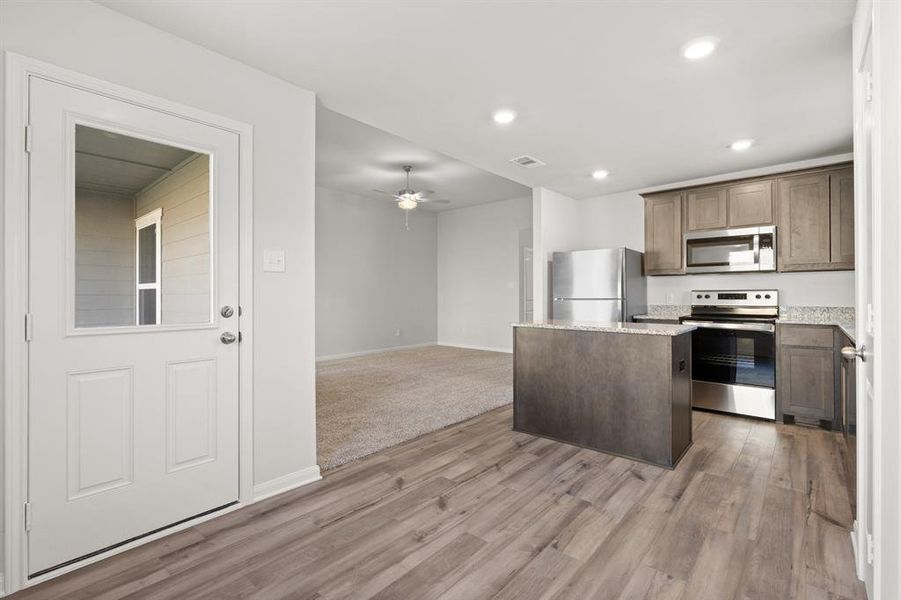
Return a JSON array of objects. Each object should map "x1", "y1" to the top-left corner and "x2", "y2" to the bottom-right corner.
[
  {"x1": 100, "y1": 0, "x2": 855, "y2": 199},
  {"x1": 317, "y1": 108, "x2": 529, "y2": 211}
]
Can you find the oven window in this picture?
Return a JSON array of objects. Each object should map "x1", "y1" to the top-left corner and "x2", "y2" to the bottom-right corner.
[
  {"x1": 686, "y1": 236, "x2": 755, "y2": 267},
  {"x1": 691, "y1": 327, "x2": 775, "y2": 388}
]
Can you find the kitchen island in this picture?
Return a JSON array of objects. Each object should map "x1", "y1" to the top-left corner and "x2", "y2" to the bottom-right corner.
[{"x1": 513, "y1": 320, "x2": 695, "y2": 468}]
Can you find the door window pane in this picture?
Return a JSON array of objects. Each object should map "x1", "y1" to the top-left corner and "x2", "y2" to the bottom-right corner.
[
  {"x1": 74, "y1": 125, "x2": 212, "y2": 328},
  {"x1": 138, "y1": 224, "x2": 157, "y2": 285},
  {"x1": 139, "y1": 289, "x2": 157, "y2": 325}
]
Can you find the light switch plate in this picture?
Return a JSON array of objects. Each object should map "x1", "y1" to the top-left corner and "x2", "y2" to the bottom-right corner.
[{"x1": 263, "y1": 249, "x2": 286, "y2": 272}]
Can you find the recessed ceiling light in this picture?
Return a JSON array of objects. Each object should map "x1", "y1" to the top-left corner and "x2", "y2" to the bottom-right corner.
[
  {"x1": 729, "y1": 138, "x2": 754, "y2": 151},
  {"x1": 682, "y1": 37, "x2": 718, "y2": 60},
  {"x1": 492, "y1": 109, "x2": 517, "y2": 125},
  {"x1": 591, "y1": 169, "x2": 610, "y2": 180}
]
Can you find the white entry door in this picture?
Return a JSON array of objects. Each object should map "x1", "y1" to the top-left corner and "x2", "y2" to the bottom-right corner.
[{"x1": 27, "y1": 76, "x2": 241, "y2": 576}]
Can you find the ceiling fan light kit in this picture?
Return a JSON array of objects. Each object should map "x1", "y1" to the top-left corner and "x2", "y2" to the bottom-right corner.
[
  {"x1": 371, "y1": 165, "x2": 451, "y2": 230},
  {"x1": 397, "y1": 197, "x2": 418, "y2": 210}
]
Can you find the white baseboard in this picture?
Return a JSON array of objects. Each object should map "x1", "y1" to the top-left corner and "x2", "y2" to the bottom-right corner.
[
  {"x1": 437, "y1": 342, "x2": 513, "y2": 354},
  {"x1": 316, "y1": 342, "x2": 436, "y2": 362},
  {"x1": 252, "y1": 465, "x2": 322, "y2": 502}
]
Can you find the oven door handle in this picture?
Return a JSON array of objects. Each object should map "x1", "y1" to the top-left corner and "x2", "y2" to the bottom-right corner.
[{"x1": 682, "y1": 320, "x2": 775, "y2": 333}]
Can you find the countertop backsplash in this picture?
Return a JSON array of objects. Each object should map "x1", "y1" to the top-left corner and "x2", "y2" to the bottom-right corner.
[
  {"x1": 778, "y1": 305, "x2": 855, "y2": 325},
  {"x1": 643, "y1": 304, "x2": 854, "y2": 324},
  {"x1": 643, "y1": 305, "x2": 691, "y2": 319}
]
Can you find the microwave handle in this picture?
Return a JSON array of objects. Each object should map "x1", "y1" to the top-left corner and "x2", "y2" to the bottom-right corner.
[{"x1": 753, "y1": 234, "x2": 760, "y2": 265}]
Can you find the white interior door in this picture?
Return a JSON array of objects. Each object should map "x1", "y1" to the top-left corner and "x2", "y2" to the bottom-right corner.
[
  {"x1": 852, "y1": 19, "x2": 875, "y2": 593},
  {"x1": 27, "y1": 76, "x2": 241, "y2": 576}
]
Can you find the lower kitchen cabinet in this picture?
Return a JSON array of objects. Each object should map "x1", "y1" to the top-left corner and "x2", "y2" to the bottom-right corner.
[{"x1": 777, "y1": 324, "x2": 838, "y2": 428}]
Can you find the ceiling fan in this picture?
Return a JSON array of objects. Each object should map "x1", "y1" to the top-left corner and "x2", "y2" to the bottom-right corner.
[{"x1": 373, "y1": 165, "x2": 450, "y2": 228}]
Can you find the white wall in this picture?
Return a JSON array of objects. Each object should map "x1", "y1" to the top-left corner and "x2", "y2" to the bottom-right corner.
[
  {"x1": 578, "y1": 190, "x2": 856, "y2": 307},
  {"x1": 532, "y1": 187, "x2": 581, "y2": 319},
  {"x1": 437, "y1": 196, "x2": 532, "y2": 352},
  {"x1": 316, "y1": 186, "x2": 437, "y2": 359},
  {"x1": 1, "y1": 0, "x2": 318, "y2": 501}
]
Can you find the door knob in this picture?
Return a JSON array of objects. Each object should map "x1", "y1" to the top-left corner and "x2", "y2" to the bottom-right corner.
[
  {"x1": 220, "y1": 332, "x2": 237, "y2": 345},
  {"x1": 220, "y1": 305, "x2": 235, "y2": 318},
  {"x1": 841, "y1": 345, "x2": 866, "y2": 362}
]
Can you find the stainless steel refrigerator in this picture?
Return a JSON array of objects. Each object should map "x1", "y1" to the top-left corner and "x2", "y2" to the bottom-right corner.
[{"x1": 552, "y1": 248, "x2": 646, "y2": 322}]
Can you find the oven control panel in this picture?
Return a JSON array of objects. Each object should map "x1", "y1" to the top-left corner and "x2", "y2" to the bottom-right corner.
[{"x1": 690, "y1": 289, "x2": 779, "y2": 308}]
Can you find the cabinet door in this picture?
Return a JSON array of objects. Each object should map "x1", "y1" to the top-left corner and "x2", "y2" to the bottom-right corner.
[
  {"x1": 644, "y1": 192, "x2": 683, "y2": 274},
  {"x1": 779, "y1": 345, "x2": 835, "y2": 420},
  {"x1": 686, "y1": 188, "x2": 727, "y2": 231},
  {"x1": 728, "y1": 180, "x2": 774, "y2": 227},
  {"x1": 777, "y1": 173, "x2": 831, "y2": 270},
  {"x1": 830, "y1": 168, "x2": 855, "y2": 267}
]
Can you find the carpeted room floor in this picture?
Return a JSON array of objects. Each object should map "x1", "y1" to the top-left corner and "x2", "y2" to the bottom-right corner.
[{"x1": 316, "y1": 345, "x2": 513, "y2": 470}]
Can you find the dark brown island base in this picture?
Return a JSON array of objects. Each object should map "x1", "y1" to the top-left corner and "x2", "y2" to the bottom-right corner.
[{"x1": 512, "y1": 320, "x2": 696, "y2": 469}]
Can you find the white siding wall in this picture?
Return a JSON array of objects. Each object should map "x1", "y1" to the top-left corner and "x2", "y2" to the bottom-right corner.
[
  {"x1": 74, "y1": 189, "x2": 136, "y2": 327},
  {"x1": 135, "y1": 155, "x2": 211, "y2": 324}
]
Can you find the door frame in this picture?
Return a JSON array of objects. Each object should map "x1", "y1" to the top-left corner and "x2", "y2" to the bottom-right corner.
[{"x1": 2, "y1": 52, "x2": 255, "y2": 595}]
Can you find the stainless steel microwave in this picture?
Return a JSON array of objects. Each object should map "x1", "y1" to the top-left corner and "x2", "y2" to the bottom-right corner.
[{"x1": 684, "y1": 226, "x2": 776, "y2": 273}]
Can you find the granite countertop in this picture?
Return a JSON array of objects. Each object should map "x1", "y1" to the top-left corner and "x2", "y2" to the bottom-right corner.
[
  {"x1": 513, "y1": 320, "x2": 696, "y2": 336},
  {"x1": 777, "y1": 318, "x2": 857, "y2": 344}
]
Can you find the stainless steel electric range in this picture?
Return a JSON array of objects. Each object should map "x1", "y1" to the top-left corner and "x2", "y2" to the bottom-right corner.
[{"x1": 680, "y1": 289, "x2": 778, "y2": 420}]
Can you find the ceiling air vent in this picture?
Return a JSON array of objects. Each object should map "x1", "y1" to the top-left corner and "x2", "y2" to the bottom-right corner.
[{"x1": 509, "y1": 155, "x2": 546, "y2": 168}]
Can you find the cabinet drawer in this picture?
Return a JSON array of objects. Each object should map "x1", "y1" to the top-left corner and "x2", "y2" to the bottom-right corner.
[{"x1": 779, "y1": 325, "x2": 833, "y2": 348}]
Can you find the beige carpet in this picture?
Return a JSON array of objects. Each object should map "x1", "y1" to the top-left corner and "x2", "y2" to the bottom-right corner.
[{"x1": 317, "y1": 345, "x2": 513, "y2": 470}]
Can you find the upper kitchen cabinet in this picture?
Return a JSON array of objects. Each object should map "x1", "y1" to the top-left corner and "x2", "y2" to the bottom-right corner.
[
  {"x1": 777, "y1": 173, "x2": 831, "y2": 268},
  {"x1": 685, "y1": 180, "x2": 773, "y2": 232},
  {"x1": 686, "y1": 187, "x2": 728, "y2": 231},
  {"x1": 644, "y1": 191, "x2": 684, "y2": 274},
  {"x1": 777, "y1": 166, "x2": 854, "y2": 272},
  {"x1": 728, "y1": 180, "x2": 774, "y2": 227},
  {"x1": 830, "y1": 168, "x2": 855, "y2": 268},
  {"x1": 643, "y1": 163, "x2": 853, "y2": 276}
]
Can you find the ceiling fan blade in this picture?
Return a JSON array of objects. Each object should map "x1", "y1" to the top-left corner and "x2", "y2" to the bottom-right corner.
[
  {"x1": 417, "y1": 198, "x2": 451, "y2": 204},
  {"x1": 372, "y1": 188, "x2": 402, "y2": 199}
]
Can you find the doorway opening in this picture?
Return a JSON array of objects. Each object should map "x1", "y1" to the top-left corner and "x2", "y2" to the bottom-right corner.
[{"x1": 313, "y1": 108, "x2": 530, "y2": 470}]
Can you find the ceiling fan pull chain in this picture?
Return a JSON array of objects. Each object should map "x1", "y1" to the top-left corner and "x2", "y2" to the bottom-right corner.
[{"x1": 405, "y1": 210, "x2": 410, "y2": 231}]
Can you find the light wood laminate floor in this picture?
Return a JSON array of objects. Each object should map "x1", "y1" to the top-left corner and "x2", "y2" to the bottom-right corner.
[{"x1": 11, "y1": 406, "x2": 865, "y2": 600}]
